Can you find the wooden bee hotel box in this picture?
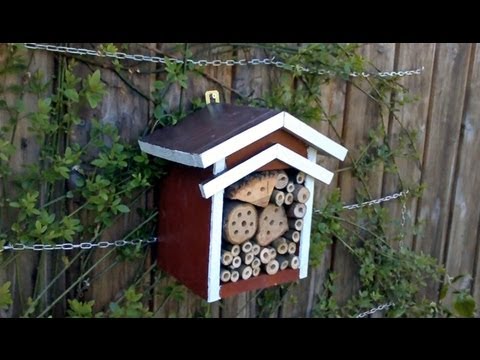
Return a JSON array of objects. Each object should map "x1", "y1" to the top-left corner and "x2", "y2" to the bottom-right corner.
[{"x1": 139, "y1": 103, "x2": 347, "y2": 302}]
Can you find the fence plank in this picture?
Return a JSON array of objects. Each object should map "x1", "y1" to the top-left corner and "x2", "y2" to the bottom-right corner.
[
  {"x1": 382, "y1": 43, "x2": 436, "y2": 249},
  {"x1": 414, "y1": 43, "x2": 472, "y2": 301},
  {"x1": 444, "y1": 45, "x2": 480, "y2": 305},
  {"x1": 334, "y1": 43, "x2": 395, "y2": 307}
]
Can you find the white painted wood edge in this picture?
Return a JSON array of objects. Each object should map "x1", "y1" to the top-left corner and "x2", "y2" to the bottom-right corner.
[
  {"x1": 207, "y1": 160, "x2": 226, "y2": 303},
  {"x1": 199, "y1": 112, "x2": 284, "y2": 168},
  {"x1": 283, "y1": 112, "x2": 348, "y2": 161},
  {"x1": 299, "y1": 147, "x2": 316, "y2": 279},
  {"x1": 199, "y1": 144, "x2": 334, "y2": 199},
  {"x1": 200, "y1": 144, "x2": 280, "y2": 199},
  {"x1": 138, "y1": 140, "x2": 204, "y2": 168}
]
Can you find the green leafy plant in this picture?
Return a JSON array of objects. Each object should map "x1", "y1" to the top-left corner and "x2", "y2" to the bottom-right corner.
[{"x1": 0, "y1": 282, "x2": 12, "y2": 311}]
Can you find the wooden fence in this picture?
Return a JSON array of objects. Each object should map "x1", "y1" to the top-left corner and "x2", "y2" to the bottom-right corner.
[{"x1": 1, "y1": 43, "x2": 479, "y2": 317}]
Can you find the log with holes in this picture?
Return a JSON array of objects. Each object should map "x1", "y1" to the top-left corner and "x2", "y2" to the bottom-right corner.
[{"x1": 220, "y1": 169, "x2": 307, "y2": 283}]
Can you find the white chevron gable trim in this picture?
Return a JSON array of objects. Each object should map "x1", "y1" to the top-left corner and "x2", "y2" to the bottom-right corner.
[{"x1": 199, "y1": 144, "x2": 334, "y2": 199}]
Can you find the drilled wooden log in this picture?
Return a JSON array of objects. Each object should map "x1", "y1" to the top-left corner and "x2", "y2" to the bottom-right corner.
[
  {"x1": 240, "y1": 252, "x2": 254, "y2": 265},
  {"x1": 251, "y1": 243, "x2": 261, "y2": 256},
  {"x1": 226, "y1": 172, "x2": 277, "y2": 207},
  {"x1": 264, "y1": 260, "x2": 280, "y2": 275},
  {"x1": 284, "y1": 230, "x2": 300, "y2": 243},
  {"x1": 270, "y1": 190, "x2": 285, "y2": 206},
  {"x1": 229, "y1": 256, "x2": 242, "y2": 269},
  {"x1": 284, "y1": 192, "x2": 294, "y2": 205},
  {"x1": 295, "y1": 171, "x2": 305, "y2": 184},
  {"x1": 274, "y1": 170, "x2": 289, "y2": 189},
  {"x1": 251, "y1": 257, "x2": 261, "y2": 269},
  {"x1": 256, "y1": 204, "x2": 289, "y2": 246},
  {"x1": 288, "y1": 218, "x2": 303, "y2": 231},
  {"x1": 286, "y1": 181, "x2": 295, "y2": 193},
  {"x1": 287, "y1": 202, "x2": 306, "y2": 218},
  {"x1": 238, "y1": 265, "x2": 253, "y2": 280},
  {"x1": 272, "y1": 237, "x2": 288, "y2": 255},
  {"x1": 221, "y1": 250, "x2": 233, "y2": 266},
  {"x1": 241, "y1": 241, "x2": 253, "y2": 253},
  {"x1": 259, "y1": 247, "x2": 272, "y2": 264},
  {"x1": 287, "y1": 242, "x2": 296, "y2": 255},
  {"x1": 276, "y1": 255, "x2": 290, "y2": 271},
  {"x1": 223, "y1": 201, "x2": 258, "y2": 244},
  {"x1": 222, "y1": 243, "x2": 241, "y2": 257},
  {"x1": 288, "y1": 255, "x2": 299, "y2": 269},
  {"x1": 230, "y1": 270, "x2": 240, "y2": 283},
  {"x1": 220, "y1": 268, "x2": 231, "y2": 283},
  {"x1": 252, "y1": 267, "x2": 261, "y2": 277},
  {"x1": 292, "y1": 185, "x2": 310, "y2": 204}
]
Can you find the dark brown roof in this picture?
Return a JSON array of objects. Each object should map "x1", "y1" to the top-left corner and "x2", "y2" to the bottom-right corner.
[{"x1": 141, "y1": 104, "x2": 280, "y2": 154}]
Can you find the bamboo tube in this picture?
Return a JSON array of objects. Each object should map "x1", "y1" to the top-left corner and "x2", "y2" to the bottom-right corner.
[
  {"x1": 284, "y1": 230, "x2": 300, "y2": 243},
  {"x1": 296, "y1": 172, "x2": 305, "y2": 184},
  {"x1": 288, "y1": 218, "x2": 303, "y2": 231},
  {"x1": 274, "y1": 170, "x2": 289, "y2": 189},
  {"x1": 223, "y1": 243, "x2": 241, "y2": 257},
  {"x1": 251, "y1": 243, "x2": 261, "y2": 256},
  {"x1": 220, "y1": 268, "x2": 231, "y2": 282},
  {"x1": 284, "y1": 192, "x2": 294, "y2": 205},
  {"x1": 264, "y1": 260, "x2": 279, "y2": 275},
  {"x1": 267, "y1": 247, "x2": 277, "y2": 259},
  {"x1": 259, "y1": 247, "x2": 271, "y2": 264},
  {"x1": 270, "y1": 189, "x2": 285, "y2": 206},
  {"x1": 286, "y1": 181, "x2": 295, "y2": 193},
  {"x1": 276, "y1": 255, "x2": 289, "y2": 271},
  {"x1": 288, "y1": 255, "x2": 299, "y2": 269},
  {"x1": 221, "y1": 250, "x2": 233, "y2": 266},
  {"x1": 252, "y1": 267, "x2": 261, "y2": 277},
  {"x1": 230, "y1": 270, "x2": 240, "y2": 282},
  {"x1": 272, "y1": 237, "x2": 288, "y2": 254},
  {"x1": 251, "y1": 257, "x2": 261, "y2": 269},
  {"x1": 292, "y1": 185, "x2": 310, "y2": 204},
  {"x1": 240, "y1": 252, "x2": 254, "y2": 265},
  {"x1": 229, "y1": 256, "x2": 242, "y2": 269},
  {"x1": 241, "y1": 241, "x2": 253, "y2": 253},
  {"x1": 287, "y1": 202, "x2": 306, "y2": 218},
  {"x1": 238, "y1": 265, "x2": 252, "y2": 280},
  {"x1": 287, "y1": 242, "x2": 296, "y2": 255}
]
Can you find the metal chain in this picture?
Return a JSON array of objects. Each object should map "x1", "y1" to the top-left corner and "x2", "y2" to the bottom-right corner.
[
  {"x1": 22, "y1": 43, "x2": 424, "y2": 79},
  {"x1": 341, "y1": 189, "x2": 410, "y2": 210},
  {"x1": 1, "y1": 237, "x2": 157, "y2": 252},
  {"x1": 356, "y1": 302, "x2": 395, "y2": 318}
]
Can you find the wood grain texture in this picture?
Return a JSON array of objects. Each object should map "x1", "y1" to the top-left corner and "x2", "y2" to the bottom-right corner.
[
  {"x1": 444, "y1": 45, "x2": 480, "y2": 305},
  {"x1": 382, "y1": 43, "x2": 436, "y2": 249},
  {"x1": 334, "y1": 43, "x2": 395, "y2": 306},
  {"x1": 414, "y1": 43, "x2": 472, "y2": 301}
]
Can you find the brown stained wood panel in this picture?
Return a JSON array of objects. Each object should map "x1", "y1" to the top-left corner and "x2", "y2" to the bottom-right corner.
[
  {"x1": 226, "y1": 129, "x2": 307, "y2": 170},
  {"x1": 142, "y1": 104, "x2": 279, "y2": 155},
  {"x1": 382, "y1": 44, "x2": 436, "y2": 249},
  {"x1": 415, "y1": 43, "x2": 472, "y2": 301},
  {"x1": 220, "y1": 269, "x2": 299, "y2": 298},
  {"x1": 156, "y1": 164, "x2": 212, "y2": 300},
  {"x1": 445, "y1": 45, "x2": 480, "y2": 304},
  {"x1": 78, "y1": 43, "x2": 155, "y2": 312},
  {"x1": 0, "y1": 46, "x2": 54, "y2": 317},
  {"x1": 333, "y1": 43, "x2": 396, "y2": 306}
]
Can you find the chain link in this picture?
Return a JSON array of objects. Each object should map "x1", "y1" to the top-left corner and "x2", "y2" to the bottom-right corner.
[
  {"x1": 341, "y1": 190, "x2": 410, "y2": 210},
  {"x1": 355, "y1": 302, "x2": 395, "y2": 318},
  {"x1": 22, "y1": 43, "x2": 424, "y2": 79},
  {"x1": 1, "y1": 237, "x2": 157, "y2": 252}
]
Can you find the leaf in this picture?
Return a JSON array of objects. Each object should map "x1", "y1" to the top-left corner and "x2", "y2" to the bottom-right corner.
[
  {"x1": 453, "y1": 293, "x2": 476, "y2": 317},
  {"x1": 117, "y1": 204, "x2": 130, "y2": 214},
  {"x1": 0, "y1": 282, "x2": 13, "y2": 310},
  {"x1": 64, "y1": 88, "x2": 79, "y2": 102},
  {"x1": 439, "y1": 283, "x2": 449, "y2": 301}
]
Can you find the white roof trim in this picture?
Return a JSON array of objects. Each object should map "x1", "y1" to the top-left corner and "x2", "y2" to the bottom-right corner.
[
  {"x1": 138, "y1": 140, "x2": 204, "y2": 168},
  {"x1": 199, "y1": 112, "x2": 284, "y2": 168},
  {"x1": 283, "y1": 112, "x2": 347, "y2": 161},
  {"x1": 140, "y1": 111, "x2": 347, "y2": 168},
  {"x1": 199, "y1": 144, "x2": 334, "y2": 199}
]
